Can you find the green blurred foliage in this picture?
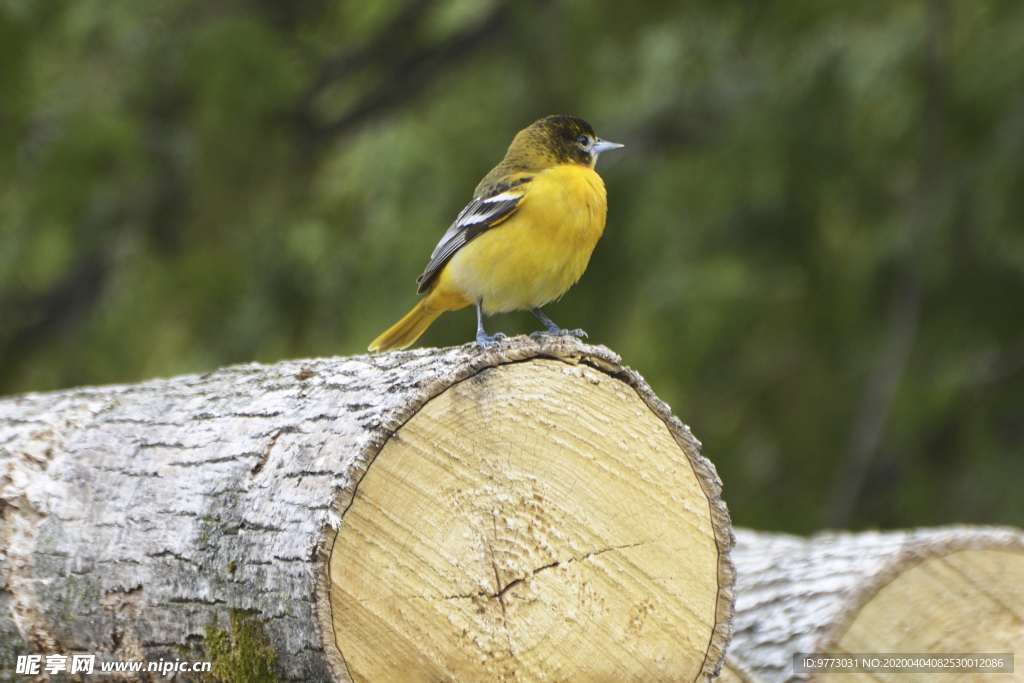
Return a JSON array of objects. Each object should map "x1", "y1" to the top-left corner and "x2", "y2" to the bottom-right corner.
[{"x1": 2, "y1": 0, "x2": 1023, "y2": 532}]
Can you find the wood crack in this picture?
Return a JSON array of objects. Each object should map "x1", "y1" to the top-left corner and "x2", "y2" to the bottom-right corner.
[{"x1": 425, "y1": 541, "x2": 651, "y2": 603}]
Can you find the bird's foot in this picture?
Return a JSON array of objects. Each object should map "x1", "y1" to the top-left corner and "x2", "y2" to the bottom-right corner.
[
  {"x1": 530, "y1": 328, "x2": 588, "y2": 341},
  {"x1": 476, "y1": 331, "x2": 506, "y2": 349}
]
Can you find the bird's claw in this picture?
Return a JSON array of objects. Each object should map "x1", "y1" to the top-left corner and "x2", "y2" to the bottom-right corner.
[
  {"x1": 476, "y1": 332, "x2": 506, "y2": 349},
  {"x1": 530, "y1": 328, "x2": 588, "y2": 340}
]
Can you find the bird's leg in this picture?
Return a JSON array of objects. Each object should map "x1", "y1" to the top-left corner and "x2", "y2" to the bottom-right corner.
[
  {"x1": 475, "y1": 299, "x2": 506, "y2": 349},
  {"x1": 529, "y1": 308, "x2": 587, "y2": 340}
]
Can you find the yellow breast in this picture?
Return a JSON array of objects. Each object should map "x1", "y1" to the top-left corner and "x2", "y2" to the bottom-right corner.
[{"x1": 440, "y1": 164, "x2": 608, "y2": 313}]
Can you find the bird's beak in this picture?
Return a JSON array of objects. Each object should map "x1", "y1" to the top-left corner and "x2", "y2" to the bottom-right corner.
[{"x1": 593, "y1": 138, "x2": 624, "y2": 154}]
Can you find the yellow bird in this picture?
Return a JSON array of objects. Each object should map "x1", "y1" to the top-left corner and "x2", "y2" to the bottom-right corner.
[{"x1": 369, "y1": 115, "x2": 623, "y2": 352}]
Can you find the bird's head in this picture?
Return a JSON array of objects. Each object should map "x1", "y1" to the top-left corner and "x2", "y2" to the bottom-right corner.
[{"x1": 505, "y1": 115, "x2": 623, "y2": 171}]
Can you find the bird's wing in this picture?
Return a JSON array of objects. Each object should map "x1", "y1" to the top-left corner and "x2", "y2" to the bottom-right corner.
[{"x1": 416, "y1": 177, "x2": 531, "y2": 293}]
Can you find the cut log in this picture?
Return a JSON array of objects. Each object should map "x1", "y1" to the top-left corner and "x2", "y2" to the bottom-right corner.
[
  {"x1": 720, "y1": 526, "x2": 1024, "y2": 683},
  {"x1": 0, "y1": 337, "x2": 734, "y2": 682}
]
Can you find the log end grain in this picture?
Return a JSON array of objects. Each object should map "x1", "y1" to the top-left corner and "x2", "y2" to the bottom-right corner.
[
  {"x1": 325, "y1": 355, "x2": 734, "y2": 682},
  {"x1": 820, "y1": 542, "x2": 1024, "y2": 683}
]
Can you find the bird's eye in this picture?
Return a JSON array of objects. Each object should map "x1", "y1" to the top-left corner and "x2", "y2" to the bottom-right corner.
[{"x1": 577, "y1": 135, "x2": 590, "y2": 147}]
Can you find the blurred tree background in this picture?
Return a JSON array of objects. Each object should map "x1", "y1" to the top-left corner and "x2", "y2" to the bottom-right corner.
[{"x1": 2, "y1": 0, "x2": 1023, "y2": 533}]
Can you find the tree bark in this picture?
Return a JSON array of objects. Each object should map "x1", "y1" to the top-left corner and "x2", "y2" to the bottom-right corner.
[
  {"x1": 719, "y1": 526, "x2": 1024, "y2": 683},
  {"x1": 0, "y1": 337, "x2": 734, "y2": 682}
]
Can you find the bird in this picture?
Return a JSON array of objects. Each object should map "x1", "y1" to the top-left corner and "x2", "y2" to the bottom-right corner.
[{"x1": 368, "y1": 115, "x2": 623, "y2": 353}]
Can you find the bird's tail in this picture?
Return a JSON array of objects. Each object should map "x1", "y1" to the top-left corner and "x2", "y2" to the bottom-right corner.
[{"x1": 369, "y1": 299, "x2": 443, "y2": 353}]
